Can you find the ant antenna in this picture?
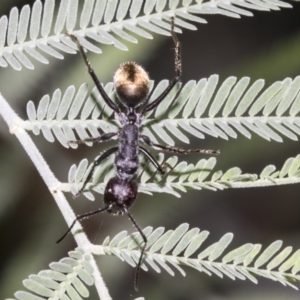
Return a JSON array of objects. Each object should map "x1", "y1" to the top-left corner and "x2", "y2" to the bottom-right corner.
[
  {"x1": 56, "y1": 206, "x2": 109, "y2": 243},
  {"x1": 126, "y1": 209, "x2": 147, "y2": 292}
]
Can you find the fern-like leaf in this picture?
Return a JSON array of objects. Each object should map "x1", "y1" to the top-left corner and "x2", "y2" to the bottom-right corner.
[
  {"x1": 0, "y1": 0, "x2": 292, "y2": 70},
  {"x1": 94, "y1": 223, "x2": 300, "y2": 290},
  {"x1": 57, "y1": 154, "x2": 300, "y2": 199},
  {"x1": 7, "y1": 249, "x2": 94, "y2": 300},
  {"x1": 24, "y1": 76, "x2": 300, "y2": 150}
]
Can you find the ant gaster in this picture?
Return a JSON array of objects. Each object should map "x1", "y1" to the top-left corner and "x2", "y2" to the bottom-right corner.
[{"x1": 57, "y1": 18, "x2": 220, "y2": 291}]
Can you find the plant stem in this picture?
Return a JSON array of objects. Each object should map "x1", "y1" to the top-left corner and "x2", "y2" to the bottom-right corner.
[{"x1": 0, "y1": 94, "x2": 112, "y2": 300}]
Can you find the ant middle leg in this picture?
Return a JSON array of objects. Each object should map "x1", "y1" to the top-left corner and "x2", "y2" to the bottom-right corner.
[
  {"x1": 139, "y1": 146, "x2": 166, "y2": 174},
  {"x1": 140, "y1": 135, "x2": 220, "y2": 155},
  {"x1": 76, "y1": 146, "x2": 118, "y2": 196},
  {"x1": 68, "y1": 132, "x2": 117, "y2": 145}
]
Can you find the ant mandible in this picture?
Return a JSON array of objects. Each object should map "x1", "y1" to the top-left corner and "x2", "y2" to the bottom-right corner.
[{"x1": 57, "y1": 17, "x2": 219, "y2": 291}]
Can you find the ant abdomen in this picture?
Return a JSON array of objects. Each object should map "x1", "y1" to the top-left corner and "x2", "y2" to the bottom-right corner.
[
  {"x1": 104, "y1": 177, "x2": 137, "y2": 215},
  {"x1": 114, "y1": 62, "x2": 150, "y2": 108}
]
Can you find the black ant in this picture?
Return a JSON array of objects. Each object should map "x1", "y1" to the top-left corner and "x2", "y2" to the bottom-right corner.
[{"x1": 57, "y1": 17, "x2": 219, "y2": 291}]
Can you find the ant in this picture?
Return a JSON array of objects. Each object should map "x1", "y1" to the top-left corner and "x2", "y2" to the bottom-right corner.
[{"x1": 57, "y1": 17, "x2": 219, "y2": 291}]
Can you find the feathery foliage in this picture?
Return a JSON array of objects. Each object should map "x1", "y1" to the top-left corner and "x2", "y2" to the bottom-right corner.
[
  {"x1": 7, "y1": 224, "x2": 300, "y2": 299},
  {"x1": 0, "y1": 0, "x2": 292, "y2": 70},
  {"x1": 95, "y1": 223, "x2": 300, "y2": 290},
  {"x1": 1, "y1": 0, "x2": 300, "y2": 299},
  {"x1": 25, "y1": 75, "x2": 300, "y2": 150},
  {"x1": 59, "y1": 153, "x2": 300, "y2": 201},
  {"x1": 7, "y1": 249, "x2": 94, "y2": 300}
]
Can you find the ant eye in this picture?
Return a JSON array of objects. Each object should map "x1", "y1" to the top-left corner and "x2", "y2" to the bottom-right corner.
[{"x1": 114, "y1": 62, "x2": 150, "y2": 108}]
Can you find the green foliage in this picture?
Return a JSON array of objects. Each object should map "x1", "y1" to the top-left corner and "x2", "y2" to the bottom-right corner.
[
  {"x1": 7, "y1": 249, "x2": 94, "y2": 300},
  {"x1": 0, "y1": 0, "x2": 291, "y2": 70},
  {"x1": 8, "y1": 225, "x2": 300, "y2": 300},
  {"x1": 1, "y1": 0, "x2": 300, "y2": 299},
  {"x1": 97, "y1": 223, "x2": 300, "y2": 290},
  {"x1": 25, "y1": 76, "x2": 300, "y2": 148}
]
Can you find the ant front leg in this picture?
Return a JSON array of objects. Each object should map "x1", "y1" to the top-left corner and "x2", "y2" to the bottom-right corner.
[
  {"x1": 76, "y1": 146, "x2": 118, "y2": 197},
  {"x1": 140, "y1": 135, "x2": 220, "y2": 155},
  {"x1": 66, "y1": 33, "x2": 121, "y2": 114},
  {"x1": 68, "y1": 132, "x2": 117, "y2": 146},
  {"x1": 141, "y1": 17, "x2": 182, "y2": 114}
]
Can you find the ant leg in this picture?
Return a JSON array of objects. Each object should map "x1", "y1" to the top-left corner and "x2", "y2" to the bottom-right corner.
[
  {"x1": 68, "y1": 132, "x2": 117, "y2": 145},
  {"x1": 139, "y1": 146, "x2": 165, "y2": 174},
  {"x1": 140, "y1": 135, "x2": 220, "y2": 155},
  {"x1": 56, "y1": 206, "x2": 109, "y2": 243},
  {"x1": 141, "y1": 17, "x2": 181, "y2": 114},
  {"x1": 76, "y1": 146, "x2": 118, "y2": 196},
  {"x1": 66, "y1": 33, "x2": 120, "y2": 113},
  {"x1": 125, "y1": 209, "x2": 147, "y2": 292},
  {"x1": 171, "y1": 16, "x2": 182, "y2": 79}
]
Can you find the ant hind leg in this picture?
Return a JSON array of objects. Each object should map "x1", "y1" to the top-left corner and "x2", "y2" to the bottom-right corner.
[{"x1": 66, "y1": 33, "x2": 121, "y2": 114}]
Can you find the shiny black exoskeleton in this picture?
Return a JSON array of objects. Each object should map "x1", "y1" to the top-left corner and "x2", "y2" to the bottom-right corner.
[{"x1": 57, "y1": 18, "x2": 219, "y2": 291}]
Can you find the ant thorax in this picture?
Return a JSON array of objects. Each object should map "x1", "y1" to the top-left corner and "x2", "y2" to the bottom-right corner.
[
  {"x1": 115, "y1": 122, "x2": 140, "y2": 181},
  {"x1": 117, "y1": 111, "x2": 143, "y2": 126}
]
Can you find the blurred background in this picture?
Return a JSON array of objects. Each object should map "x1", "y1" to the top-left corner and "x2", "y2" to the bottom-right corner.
[{"x1": 1, "y1": 0, "x2": 300, "y2": 299}]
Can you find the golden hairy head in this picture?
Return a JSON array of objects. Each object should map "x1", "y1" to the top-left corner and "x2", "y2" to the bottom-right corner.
[{"x1": 113, "y1": 62, "x2": 150, "y2": 108}]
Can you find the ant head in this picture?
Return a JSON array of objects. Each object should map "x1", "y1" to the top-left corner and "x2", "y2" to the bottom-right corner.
[
  {"x1": 114, "y1": 62, "x2": 150, "y2": 108},
  {"x1": 104, "y1": 177, "x2": 137, "y2": 215}
]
